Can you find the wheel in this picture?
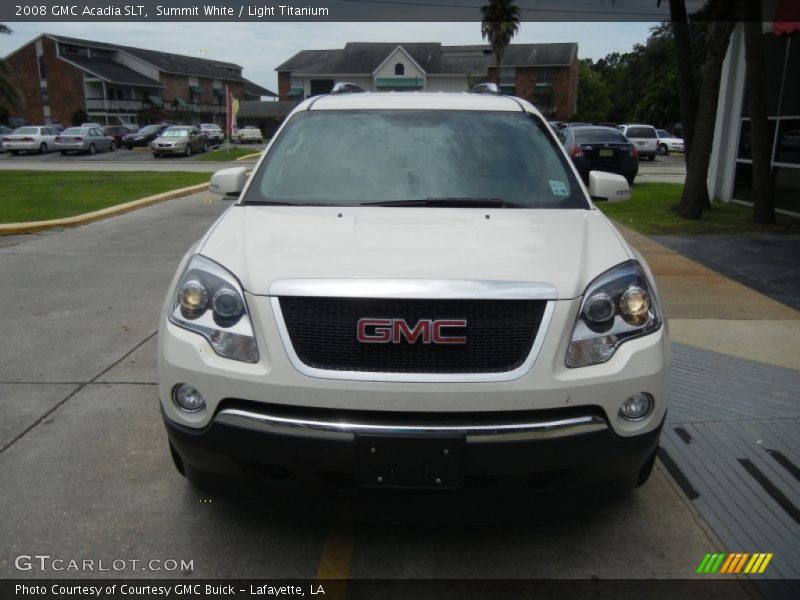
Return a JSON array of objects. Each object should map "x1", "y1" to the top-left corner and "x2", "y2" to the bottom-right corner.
[
  {"x1": 185, "y1": 144, "x2": 192, "y2": 157},
  {"x1": 60, "y1": 151, "x2": 68, "y2": 156},
  {"x1": 10, "y1": 150, "x2": 18, "y2": 155},
  {"x1": 636, "y1": 449, "x2": 657, "y2": 487},
  {"x1": 88, "y1": 144, "x2": 96, "y2": 155},
  {"x1": 658, "y1": 143, "x2": 668, "y2": 155},
  {"x1": 153, "y1": 153, "x2": 162, "y2": 158},
  {"x1": 203, "y1": 141, "x2": 209, "y2": 153},
  {"x1": 648, "y1": 154, "x2": 655, "y2": 162},
  {"x1": 38, "y1": 142, "x2": 47, "y2": 154},
  {"x1": 109, "y1": 141, "x2": 116, "y2": 152},
  {"x1": 626, "y1": 175, "x2": 636, "y2": 186}
]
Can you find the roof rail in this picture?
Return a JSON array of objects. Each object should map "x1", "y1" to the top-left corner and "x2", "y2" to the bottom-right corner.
[
  {"x1": 469, "y1": 82, "x2": 500, "y2": 95},
  {"x1": 331, "y1": 82, "x2": 366, "y2": 95}
]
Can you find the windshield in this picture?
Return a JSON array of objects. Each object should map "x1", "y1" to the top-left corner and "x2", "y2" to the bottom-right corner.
[
  {"x1": 574, "y1": 129, "x2": 629, "y2": 144},
  {"x1": 244, "y1": 110, "x2": 586, "y2": 208},
  {"x1": 162, "y1": 129, "x2": 190, "y2": 137}
]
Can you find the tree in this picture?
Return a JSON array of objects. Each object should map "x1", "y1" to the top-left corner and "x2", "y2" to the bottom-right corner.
[
  {"x1": 480, "y1": 0, "x2": 521, "y2": 84},
  {"x1": 0, "y1": 24, "x2": 23, "y2": 113},
  {"x1": 573, "y1": 59, "x2": 612, "y2": 123},
  {"x1": 665, "y1": 0, "x2": 698, "y2": 163},
  {"x1": 742, "y1": 0, "x2": 774, "y2": 224}
]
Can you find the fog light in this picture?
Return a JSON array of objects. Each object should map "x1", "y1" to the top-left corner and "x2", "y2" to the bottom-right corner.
[
  {"x1": 619, "y1": 392, "x2": 653, "y2": 421},
  {"x1": 173, "y1": 384, "x2": 206, "y2": 412}
]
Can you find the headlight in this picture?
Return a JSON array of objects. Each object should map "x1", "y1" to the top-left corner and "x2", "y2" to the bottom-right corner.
[
  {"x1": 168, "y1": 255, "x2": 259, "y2": 363},
  {"x1": 566, "y1": 260, "x2": 661, "y2": 368}
]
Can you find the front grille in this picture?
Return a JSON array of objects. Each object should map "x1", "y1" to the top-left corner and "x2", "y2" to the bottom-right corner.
[{"x1": 278, "y1": 297, "x2": 547, "y2": 374}]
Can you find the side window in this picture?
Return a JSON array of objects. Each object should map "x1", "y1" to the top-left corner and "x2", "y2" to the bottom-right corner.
[{"x1": 394, "y1": 63, "x2": 405, "y2": 75}]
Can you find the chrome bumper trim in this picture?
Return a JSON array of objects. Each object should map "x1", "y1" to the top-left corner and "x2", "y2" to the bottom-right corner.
[{"x1": 215, "y1": 408, "x2": 608, "y2": 442}]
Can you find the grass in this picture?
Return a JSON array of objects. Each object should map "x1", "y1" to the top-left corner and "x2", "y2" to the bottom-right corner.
[
  {"x1": 596, "y1": 183, "x2": 800, "y2": 235},
  {"x1": 194, "y1": 147, "x2": 261, "y2": 162},
  {"x1": 0, "y1": 170, "x2": 209, "y2": 224}
]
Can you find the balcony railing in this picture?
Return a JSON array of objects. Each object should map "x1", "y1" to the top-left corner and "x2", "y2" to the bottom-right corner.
[{"x1": 85, "y1": 98, "x2": 226, "y2": 114}]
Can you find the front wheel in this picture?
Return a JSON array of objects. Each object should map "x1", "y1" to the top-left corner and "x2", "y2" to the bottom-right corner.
[
  {"x1": 648, "y1": 154, "x2": 655, "y2": 162},
  {"x1": 203, "y1": 141, "x2": 209, "y2": 153},
  {"x1": 88, "y1": 144, "x2": 96, "y2": 155},
  {"x1": 185, "y1": 144, "x2": 192, "y2": 157},
  {"x1": 60, "y1": 151, "x2": 68, "y2": 156},
  {"x1": 109, "y1": 141, "x2": 116, "y2": 152},
  {"x1": 658, "y1": 143, "x2": 668, "y2": 155},
  {"x1": 38, "y1": 142, "x2": 47, "y2": 154}
]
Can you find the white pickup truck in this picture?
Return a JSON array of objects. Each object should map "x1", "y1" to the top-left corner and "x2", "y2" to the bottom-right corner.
[{"x1": 159, "y1": 86, "x2": 669, "y2": 505}]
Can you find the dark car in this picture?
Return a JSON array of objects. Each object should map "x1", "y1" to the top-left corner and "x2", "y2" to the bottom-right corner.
[
  {"x1": 560, "y1": 125, "x2": 639, "y2": 185},
  {"x1": 122, "y1": 123, "x2": 170, "y2": 149},
  {"x1": 104, "y1": 125, "x2": 132, "y2": 145}
]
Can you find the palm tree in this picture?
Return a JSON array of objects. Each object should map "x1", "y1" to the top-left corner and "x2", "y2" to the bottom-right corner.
[
  {"x1": 0, "y1": 24, "x2": 23, "y2": 113},
  {"x1": 480, "y1": 0, "x2": 521, "y2": 84}
]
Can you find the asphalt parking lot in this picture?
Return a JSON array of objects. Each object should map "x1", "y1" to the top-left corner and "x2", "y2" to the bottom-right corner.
[{"x1": 0, "y1": 190, "x2": 750, "y2": 589}]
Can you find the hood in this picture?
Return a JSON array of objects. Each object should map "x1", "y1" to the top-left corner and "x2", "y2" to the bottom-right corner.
[{"x1": 199, "y1": 206, "x2": 632, "y2": 300}]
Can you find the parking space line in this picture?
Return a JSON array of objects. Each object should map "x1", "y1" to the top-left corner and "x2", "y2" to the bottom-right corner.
[{"x1": 315, "y1": 522, "x2": 354, "y2": 598}]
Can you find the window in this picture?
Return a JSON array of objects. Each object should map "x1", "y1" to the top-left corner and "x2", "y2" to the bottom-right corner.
[
  {"x1": 536, "y1": 68, "x2": 553, "y2": 85},
  {"x1": 37, "y1": 56, "x2": 46, "y2": 80},
  {"x1": 247, "y1": 110, "x2": 586, "y2": 209},
  {"x1": 627, "y1": 127, "x2": 657, "y2": 139},
  {"x1": 394, "y1": 63, "x2": 405, "y2": 76},
  {"x1": 574, "y1": 129, "x2": 629, "y2": 144},
  {"x1": 498, "y1": 67, "x2": 516, "y2": 86}
]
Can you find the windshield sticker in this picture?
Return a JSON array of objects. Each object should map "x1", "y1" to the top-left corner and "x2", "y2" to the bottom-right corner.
[{"x1": 549, "y1": 180, "x2": 569, "y2": 197}]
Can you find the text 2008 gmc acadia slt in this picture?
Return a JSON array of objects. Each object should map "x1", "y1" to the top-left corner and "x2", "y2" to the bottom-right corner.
[{"x1": 158, "y1": 87, "x2": 669, "y2": 503}]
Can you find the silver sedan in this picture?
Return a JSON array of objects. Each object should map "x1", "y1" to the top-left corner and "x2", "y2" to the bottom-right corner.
[
  {"x1": 2, "y1": 126, "x2": 59, "y2": 154},
  {"x1": 55, "y1": 127, "x2": 117, "y2": 155}
]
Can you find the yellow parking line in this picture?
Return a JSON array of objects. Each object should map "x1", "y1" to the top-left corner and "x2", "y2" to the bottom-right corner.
[{"x1": 315, "y1": 522, "x2": 354, "y2": 599}]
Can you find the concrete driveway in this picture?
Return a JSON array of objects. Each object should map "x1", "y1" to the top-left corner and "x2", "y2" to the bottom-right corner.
[{"x1": 0, "y1": 193, "x2": 745, "y2": 588}]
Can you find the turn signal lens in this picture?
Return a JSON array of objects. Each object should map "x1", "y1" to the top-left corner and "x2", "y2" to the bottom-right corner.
[{"x1": 620, "y1": 287, "x2": 650, "y2": 326}]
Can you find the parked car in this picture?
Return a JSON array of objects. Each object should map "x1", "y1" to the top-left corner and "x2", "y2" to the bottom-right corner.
[
  {"x1": 236, "y1": 126, "x2": 263, "y2": 144},
  {"x1": 123, "y1": 124, "x2": 170, "y2": 149},
  {"x1": 81, "y1": 122, "x2": 105, "y2": 129},
  {"x1": 0, "y1": 124, "x2": 12, "y2": 152},
  {"x1": 1, "y1": 126, "x2": 59, "y2": 154},
  {"x1": 55, "y1": 127, "x2": 116, "y2": 155},
  {"x1": 48, "y1": 122, "x2": 66, "y2": 132},
  {"x1": 655, "y1": 129, "x2": 685, "y2": 155},
  {"x1": 104, "y1": 125, "x2": 132, "y2": 145},
  {"x1": 199, "y1": 123, "x2": 224, "y2": 144},
  {"x1": 160, "y1": 91, "x2": 667, "y2": 504},
  {"x1": 561, "y1": 125, "x2": 639, "y2": 185},
  {"x1": 151, "y1": 126, "x2": 208, "y2": 157},
  {"x1": 617, "y1": 124, "x2": 659, "y2": 161}
]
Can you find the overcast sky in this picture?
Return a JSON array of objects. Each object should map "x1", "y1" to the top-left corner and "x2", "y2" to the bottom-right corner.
[{"x1": 0, "y1": 22, "x2": 658, "y2": 93}]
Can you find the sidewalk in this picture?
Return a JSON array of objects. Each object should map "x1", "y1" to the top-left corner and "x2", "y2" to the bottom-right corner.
[{"x1": 615, "y1": 223, "x2": 800, "y2": 593}]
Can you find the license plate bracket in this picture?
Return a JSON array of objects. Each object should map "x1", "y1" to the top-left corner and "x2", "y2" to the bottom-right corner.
[{"x1": 356, "y1": 435, "x2": 465, "y2": 489}]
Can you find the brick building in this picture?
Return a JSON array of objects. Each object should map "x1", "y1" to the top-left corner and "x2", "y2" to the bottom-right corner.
[
  {"x1": 2, "y1": 34, "x2": 275, "y2": 126},
  {"x1": 276, "y1": 42, "x2": 578, "y2": 119}
]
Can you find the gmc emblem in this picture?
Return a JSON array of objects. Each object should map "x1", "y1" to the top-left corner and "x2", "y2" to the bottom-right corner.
[{"x1": 357, "y1": 318, "x2": 467, "y2": 345}]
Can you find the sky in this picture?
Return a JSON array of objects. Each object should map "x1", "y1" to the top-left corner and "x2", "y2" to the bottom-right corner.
[{"x1": 0, "y1": 21, "x2": 659, "y2": 93}]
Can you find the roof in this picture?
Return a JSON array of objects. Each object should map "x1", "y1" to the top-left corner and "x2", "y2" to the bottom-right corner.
[
  {"x1": 58, "y1": 55, "x2": 163, "y2": 87},
  {"x1": 47, "y1": 34, "x2": 245, "y2": 81},
  {"x1": 243, "y1": 80, "x2": 278, "y2": 98},
  {"x1": 302, "y1": 92, "x2": 535, "y2": 113},
  {"x1": 276, "y1": 42, "x2": 578, "y2": 75}
]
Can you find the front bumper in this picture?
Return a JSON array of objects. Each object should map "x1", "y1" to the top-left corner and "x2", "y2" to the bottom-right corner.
[
  {"x1": 152, "y1": 145, "x2": 186, "y2": 155},
  {"x1": 165, "y1": 402, "x2": 663, "y2": 496}
]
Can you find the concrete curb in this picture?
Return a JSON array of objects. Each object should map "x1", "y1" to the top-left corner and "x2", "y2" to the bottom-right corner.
[{"x1": 0, "y1": 182, "x2": 209, "y2": 236}]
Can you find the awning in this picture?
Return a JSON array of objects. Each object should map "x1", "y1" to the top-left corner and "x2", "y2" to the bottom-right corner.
[
  {"x1": 288, "y1": 88, "x2": 304, "y2": 97},
  {"x1": 189, "y1": 85, "x2": 204, "y2": 94},
  {"x1": 172, "y1": 98, "x2": 189, "y2": 108},
  {"x1": 773, "y1": 0, "x2": 800, "y2": 35},
  {"x1": 144, "y1": 94, "x2": 163, "y2": 106},
  {"x1": 375, "y1": 77, "x2": 423, "y2": 89}
]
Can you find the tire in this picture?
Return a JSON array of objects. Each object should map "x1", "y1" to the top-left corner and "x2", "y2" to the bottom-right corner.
[
  {"x1": 185, "y1": 144, "x2": 192, "y2": 157},
  {"x1": 60, "y1": 151, "x2": 68, "y2": 156},
  {"x1": 10, "y1": 150, "x2": 18, "y2": 155},
  {"x1": 658, "y1": 143, "x2": 668, "y2": 155},
  {"x1": 203, "y1": 141, "x2": 209, "y2": 153},
  {"x1": 153, "y1": 153, "x2": 162, "y2": 158},
  {"x1": 648, "y1": 154, "x2": 655, "y2": 162},
  {"x1": 626, "y1": 175, "x2": 636, "y2": 186},
  {"x1": 38, "y1": 142, "x2": 47, "y2": 154},
  {"x1": 109, "y1": 141, "x2": 116, "y2": 152},
  {"x1": 88, "y1": 144, "x2": 96, "y2": 155},
  {"x1": 636, "y1": 449, "x2": 657, "y2": 487}
]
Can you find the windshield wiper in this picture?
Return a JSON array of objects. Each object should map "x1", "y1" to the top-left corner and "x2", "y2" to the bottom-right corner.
[{"x1": 361, "y1": 197, "x2": 528, "y2": 208}]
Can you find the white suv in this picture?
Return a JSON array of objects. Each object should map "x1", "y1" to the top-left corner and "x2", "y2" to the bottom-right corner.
[
  {"x1": 618, "y1": 124, "x2": 659, "y2": 161},
  {"x1": 159, "y1": 90, "x2": 669, "y2": 503}
]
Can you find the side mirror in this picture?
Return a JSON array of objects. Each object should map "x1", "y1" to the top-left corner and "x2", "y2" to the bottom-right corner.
[
  {"x1": 209, "y1": 167, "x2": 247, "y2": 197},
  {"x1": 588, "y1": 171, "x2": 631, "y2": 202}
]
